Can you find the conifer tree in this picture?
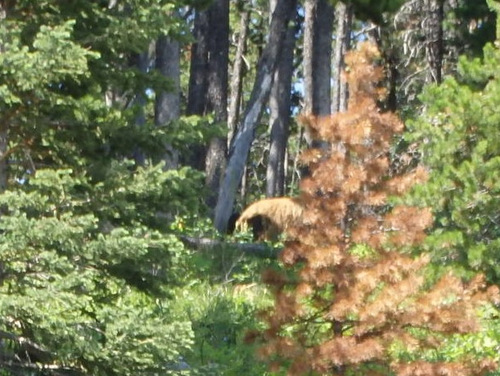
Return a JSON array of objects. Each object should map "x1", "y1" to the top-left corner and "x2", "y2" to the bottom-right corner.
[
  {"x1": 405, "y1": 41, "x2": 500, "y2": 285},
  {"x1": 253, "y1": 43, "x2": 499, "y2": 376}
]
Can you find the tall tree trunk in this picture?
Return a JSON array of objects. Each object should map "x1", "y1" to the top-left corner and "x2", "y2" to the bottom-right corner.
[
  {"x1": 303, "y1": 0, "x2": 334, "y2": 116},
  {"x1": 186, "y1": 9, "x2": 209, "y2": 171},
  {"x1": 204, "y1": 0, "x2": 229, "y2": 209},
  {"x1": 303, "y1": 0, "x2": 334, "y2": 153},
  {"x1": 0, "y1": 2, "x2": 7, "y2": 191},
  {"x1": 228, "y1": 8, "x2": 250, "y2": 148},
  {"x1": 205, "y1": 0, "x2": 229, "y2": 122},
  {"x1": 332, "y1": 2, "x2": 353, "y2": 113},
  {"x1": 424, "y1": 0, "x2": 444, "y2": 83},
  {"x1": 266, "y1": 0, "x2": 296, "y2": 197},
  {"x1": 155, "y1": 35, "x2": 180, "y2": 169},
  {"x1": 0, "y1": 127, "x2": 6, "y2": 191},
  {"x1": 186, "y1": 0, "x2": 229, "y2": 209},
  {"x1": 214, "y1": 0, "x2": 297, "y2": 233},
  {"x1": 132, "y1": 51, "x2": 149, "y2": 166},
  {"x1": 187, "y1": 10, "x2": 209, "y2": 117},
  {"x1": 303, "y1": 0, "x2": 315, "y2": 114}
]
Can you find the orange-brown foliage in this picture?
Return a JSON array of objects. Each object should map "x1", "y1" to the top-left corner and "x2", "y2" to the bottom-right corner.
[{"x1": 256, "y1": 42, "x2": 499, "y2": 376}]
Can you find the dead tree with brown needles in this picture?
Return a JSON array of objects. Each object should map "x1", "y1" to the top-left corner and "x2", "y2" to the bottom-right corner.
[{"x1": 249, "y1": 42, "x2": 499, "y2": 376}]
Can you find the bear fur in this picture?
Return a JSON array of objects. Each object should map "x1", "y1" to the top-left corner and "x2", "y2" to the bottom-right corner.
[{"x1": 235, "y1": 197, "x2": 304, "y2": 241}]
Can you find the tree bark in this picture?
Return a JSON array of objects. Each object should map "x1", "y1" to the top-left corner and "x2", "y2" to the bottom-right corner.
[
  {"x1": 187, "y1": 9, "x2": 209, "y2": 117},
  {"x1": 266, "y1": 0, "x2": 296, "y2": 197},
  {"x1": 179, "y1": 235, "x2": 278, "y2": 258},
  {"x1": 155, "y1": 35, "x2": 180, "y2": 169},
  {"x1": 332, "y1": 2, "x2": 353, "y2": 113},
  {"x1": 228, "y1": 8, "x2": 250, "y2": 148},
  {"x1": 0, "y1": 128, "x2": 7, "y2": 191},
  {"x1": 205, "y1": 0, "x2": 229, "y2": 122},
  {"x1": 303, "y1": 0, "x2": 315, "y2": 114},
  {"x1": 132, "y1": 51, "x2": 149, "y2": 166},
  {"x1": 214, "y1": 0, "x2": 297, "y2": 233},
  {"x1": 303, "y1": 0, "x2": 334, "y2": 116},
  {"x1": 185, "y1": 9, "x2": 209, "y2": 171},
  {"x1": 186, "y1": 1, "x2": 229, "y2": 209},
  {"x1": 204, "y1": 0, "x2": 229, "y2": 209},
  {"x1": 0, "y1": 2, "x2": 7, "y2": 191},
  {"x1": 424, "y1": 0, "x2": 444, "y2": 84}
]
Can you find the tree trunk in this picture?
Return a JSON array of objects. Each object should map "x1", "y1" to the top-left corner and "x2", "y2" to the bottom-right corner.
[
  {"x1": 424, "y1": 0, "x2": 444, "y2": 84},
  {"x1": 383, "y1": 32, "x2": 399, "y2": 112},
  {"x1": 332, "y1": 2, "x2": 353, "y2": 113},
  {"x1": 186, "y1": 1, "x2": 229, "y2": 209},
  {"x1": 132, "y1": 51, "x2": 149, "y2": 166},
  {"x1": 303, "y1": 0, "x2": 334, "y2": 152},
  {"x1": 228, "y1": 8, "x2": 250, "y2": 148},
  {"x1": 187, "y1": 9, "x2": 209, "y2": 117},
  {"x1": 205, "y1": 0, "x2": 229, "y2": 122},
  {"x1": 214, "y1": 0, "x2": 297, "y2": 233},
  {"x1": 266, "y1": 0, "x2": 296, "y2": 197},
  {"x1": 155, "y1": 35, "x2": 180, "y2": 169},
  {"x1": 186, "y1": 9, "x2": 209, "y2": 171},
  {"x1": 303, "y1": 0, "x2": 334, "y2": 116},
  {"x1": 204, "y1": 0, "x2": 229, "y2": 209},
  {"x1": 0, "y1": 3, "x2": 7, "y2": 191},
  {"x1": 0, "y1": 127, "x2": 6, "y2": 191},
  {"x1": 303, "y1": 0, "x2": 315, "y2": 115}
]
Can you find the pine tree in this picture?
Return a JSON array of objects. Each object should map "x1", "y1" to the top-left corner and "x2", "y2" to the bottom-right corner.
[
  {"x1": 0, "y1": 2, "x2": 208, "y2": 374},
  {"x1": 405, "y1": 42, "x2": 500, "y2": 285},
  {"x1": 252, "y1": 42, "x2": 499, "y2": 376}
]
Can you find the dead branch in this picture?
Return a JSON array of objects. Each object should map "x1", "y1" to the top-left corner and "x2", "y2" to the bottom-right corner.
[{"x1": 179, "y1": 235, "x2": 279, "y2": 258}]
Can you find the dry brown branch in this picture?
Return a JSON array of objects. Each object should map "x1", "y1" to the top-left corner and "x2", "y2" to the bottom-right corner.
[{"x1": 254, "y1": 42, "x2": 499, "y2": 376}]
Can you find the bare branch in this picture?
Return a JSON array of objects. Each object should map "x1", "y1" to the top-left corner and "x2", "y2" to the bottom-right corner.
[{"x1": 179, "y1": 235, "x2": 279, "y2": 258}]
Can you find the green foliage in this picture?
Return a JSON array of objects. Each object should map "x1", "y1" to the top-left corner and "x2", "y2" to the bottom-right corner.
[
  {"x1": 405, "y1": 43, "x2": 500, "y2": 284},
  {"x1": 340, "y1": 0, "x2": 406, "y2": 23},
  {"x1": 91, "y1": 162, "x2": 206, "y2": 229},
  {"x1": 454, "y1": 0, "x2": 496, "y2": 56},
  {"x1": 0, "y1": 1, "x2": 265, "y2": 374},
  {"x1": 0, "y1": 1, "x2": 213, "y2": 180},
  {"x1": 0, "y1": 168, "x2": 200, "y2": 375},
  {"x1": 389, "y1": 304, "x2": 500, "y2": 374},
  {"x1": 168, "y1": 115, "x2": 226, "y2": 163},
  {"x1": 403, "y1": 43, "x2": 500, "y2": 374},
  {"x1": 0, "y1": 163, "x2": 271, "y2": 375},
  {"x1": 172, "y1": 283, "x2": 270, "y2": 376},
  {"x1": 0, "y1": 20, "x2": 98, "y2": 104},
  {"x1": 8, "y1": 0, "x2": 500, "y2": 374}
]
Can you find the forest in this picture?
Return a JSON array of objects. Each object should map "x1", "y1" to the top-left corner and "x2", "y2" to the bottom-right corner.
[{"x1": 1, "y1": 0, "x2": 500, "y2": 375}]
